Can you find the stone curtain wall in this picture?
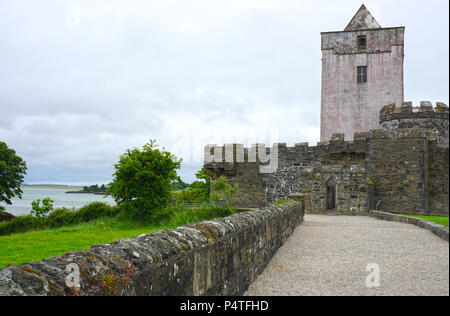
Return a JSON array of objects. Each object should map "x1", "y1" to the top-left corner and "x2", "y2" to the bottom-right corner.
[
  {"x1": 366, "y1": 129, "x2": 430, "y2": 214},
  {"x1": 297, "y1": 133, "x2": 368, "y2": 214},
  {"x1": 0, "y1": 202, "x2": 304, "y2": 296},
  {"x1": 205, "y1": 135, "x2": 368, "y2": 214}
]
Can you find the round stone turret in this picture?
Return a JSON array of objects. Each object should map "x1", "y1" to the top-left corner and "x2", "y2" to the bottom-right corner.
[{"x1": 379, "y1": 101, "x2": 449, "y2": 145}]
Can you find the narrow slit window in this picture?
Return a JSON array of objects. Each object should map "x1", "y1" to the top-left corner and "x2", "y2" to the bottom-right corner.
[
  {"x1": 357, "y1": 66, "x2": 367, "y2": 83},
  {"x1": 357, "y1": 35, "x2": 366, "y2": 49}
]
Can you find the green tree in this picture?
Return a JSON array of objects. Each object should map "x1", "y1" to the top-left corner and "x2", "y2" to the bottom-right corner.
[
  {"x1": 210, "y1": 176, "x2": 238, "y2": 211},
  {"x1": 0, "y1": 141, "x2": 27, "y2": 212},
  {"x1": 171, "y1": 179, "x2": 189, "y2": 191},
  {"x1": 31, "y1": 197, "x2": 54, "y2": 218},
  {"x1": 107, "y1": 140, "x2": 181, "y2": 220},
  {"x1": 188, "y1": 168, "x2": 211, "y2": 202}
]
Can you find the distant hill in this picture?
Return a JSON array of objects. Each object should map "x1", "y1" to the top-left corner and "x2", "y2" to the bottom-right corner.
[{"x1": 22, "y1": 184, "x2": 84, "y2": 189}]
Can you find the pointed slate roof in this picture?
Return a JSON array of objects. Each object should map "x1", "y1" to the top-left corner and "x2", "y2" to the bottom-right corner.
[{"x1": 344, "y1": 4, "x2": 381, "y2": 31}]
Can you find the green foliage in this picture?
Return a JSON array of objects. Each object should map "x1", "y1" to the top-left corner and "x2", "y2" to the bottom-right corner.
[
  {"x1": 149, "y1": 205, "x2": 232, "y2": 226},
  {"x1": 107, "y1": 140, "x2": 181, "y2": 220},
  {"x1": 211, "y1": 176, "x2": 238, "y2": 211},
  {"x1": 0, "y1": 205, "x2": 231, "y2": 268},
  {"x1": 171, "y1": 168, "x2": 211, "y2": 203},
  {"x1": 189, "y1": 168, "x2": 211, "y2": 201},
  {"x1": 0, "y1": 202, "x2": 120, "y2": 236},
  {"x1": 31, "y1": 198, "x2": 54, "y2": 218},
  {"x1": 0, "y1": 215, "x2": 39, "y2": 235},
  {"x1": 0, "y1": 141, "x2": 27, "y2": 212},
  {"x1": 171, "y1": 179, "x2": 189, "y2": 191},
  {"x1": 82, "y1": 184, "x2": 107, "y2": 193},
  {"x1": 168, "y1": 205, "x2": 231, "y2": 226},
  {"x1": 274, "y1": 199, "x2": 295, "y2": 206},
  {"x1": 76, "y1": 201, "x2": 119, "y2": 222},
  {"x1": 403, "y1": 214, "x2": 449, "y2": 227}
]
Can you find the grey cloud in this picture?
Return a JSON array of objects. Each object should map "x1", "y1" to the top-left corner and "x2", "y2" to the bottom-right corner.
[{"x1": 0, "y1": 0, "x2": 448, "y2": 184}]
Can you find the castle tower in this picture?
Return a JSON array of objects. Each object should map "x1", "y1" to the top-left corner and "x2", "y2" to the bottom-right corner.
[{"x1": 320, "y1": 5, "x2": 405, "y2": 141}]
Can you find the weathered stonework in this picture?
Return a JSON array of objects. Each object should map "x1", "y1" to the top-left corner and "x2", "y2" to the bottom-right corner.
[
  {"x1": 320, "y1": 6, "x2": 404, "y2": 141},
  {"x1": 366, "y1": 128, "x2": 430, "y2": 213},
  {"x1": 205, "y1": 102, "x2": 449, "y2": 216},
  {"x1": 380, "y1": 102, "x2": 449, "y2": 145},
  {"x1": 205, "y1": 135, "x2": 368, "y2": 215},
  {"x1": 0, "y1": 202, "x2": 304, "y2": 296}
]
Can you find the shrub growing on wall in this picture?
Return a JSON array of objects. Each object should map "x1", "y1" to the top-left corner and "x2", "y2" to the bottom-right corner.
[
  {"x1": 211, "y1": 176, "x2": 238, "y2": 211},
  {"x1": 107, "y1": 140, "x2": 181, "y2": 220},
  {"x1": 171, "y1": 168, "x2": 211, "y2": 203}
]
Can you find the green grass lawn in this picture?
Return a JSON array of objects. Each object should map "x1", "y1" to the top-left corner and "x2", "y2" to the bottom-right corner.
[
  {"x1": 404, "y1": 214, "x2": 449, "y2": 227},
  {"x1": 0, "y1": 206, "x2": 231, "y2": 269},
  {"x1": 0, "y1": 218, "x2": 165, "y2": 268}
]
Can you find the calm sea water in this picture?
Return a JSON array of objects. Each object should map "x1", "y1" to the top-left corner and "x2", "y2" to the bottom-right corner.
[{"x1": 1, "y1": 188, "x2": 116, "y2": 216}]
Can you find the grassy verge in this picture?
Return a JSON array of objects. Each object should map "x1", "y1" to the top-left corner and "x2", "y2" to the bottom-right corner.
[
  {"x1": 403, "y1": 214, "x2": 449, "y2": 227},
  {"x1": 0, "y1": 206, "x2": 231, "y2": 268}
]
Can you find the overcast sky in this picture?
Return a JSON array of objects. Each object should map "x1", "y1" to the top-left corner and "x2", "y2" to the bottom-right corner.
[{"x1": 0, "y1": 0, "x2": 448, "y2": 184}]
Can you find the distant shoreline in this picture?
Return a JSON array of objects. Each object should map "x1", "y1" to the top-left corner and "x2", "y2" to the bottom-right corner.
[
  {"x1": 20, "y1": 185, "x2": 107, "y2": 195},
  {"x1": 65, "y1": 191, "x2": 106, "y2": 195},
  {"x1": 22, "y1": 185, "x2": 83, "y2": 190}
]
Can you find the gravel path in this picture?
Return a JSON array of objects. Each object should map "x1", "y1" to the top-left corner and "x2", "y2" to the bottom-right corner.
[{"x1": 245, "y1": 215, "x2": 449, "y2": 296}]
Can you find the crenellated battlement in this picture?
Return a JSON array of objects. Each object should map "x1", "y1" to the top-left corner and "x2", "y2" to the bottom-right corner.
[
  {"x1": 204, "y1": 124, "x2": 448, "y2": 215},
  {"x1": 204, "y1": 133, "x2": 369, "y2": 167},
  {"x1": 380, "y1": 101, "x2": 449, "y2": 123},
  {"x1": 204, "y1": 127, "x2": 436, "y2": 167},
  {"x1": 379, "y1": 101, "x2": 449, "y2": 146}
]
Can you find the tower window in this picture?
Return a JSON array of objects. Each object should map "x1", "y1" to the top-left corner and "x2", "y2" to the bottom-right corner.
[
  {"x1": 357, "y1": 35, "x2": 367, "y2": 49},
  {"x1": 357, "y1": 66, "x2": 367, "y2": 83}
]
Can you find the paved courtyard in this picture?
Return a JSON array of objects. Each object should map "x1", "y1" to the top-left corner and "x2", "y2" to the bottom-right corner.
[{"x1": 245, "y1": 214, "x2": 449, "y2": 296}]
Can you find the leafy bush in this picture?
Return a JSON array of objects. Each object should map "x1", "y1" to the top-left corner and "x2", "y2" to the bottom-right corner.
[
  {"x1": 31, "y1": 198, "x2": 54, "y2": 218},
  {"x1": 0, "y1": 215, "x2": 39, "y2": 235},
  {"x1": 107, "y1": 140, "x2": 181, "y2": 220},
  {"x1": 0, "y1": 202, "x2": 120, "y2": 236},
  {"x1": 154, "y1": 205, "x2": 232, "y2": 227},
  {"x1": 172, "y1": 205, "x2": 231, "y2": 226},
  {"x1": 75, "y1": 202, "x2": 119, "y2": 222},
  {"x1": 43, "y1": 208, "x2": 78, "y2": 227},
  {"x1": 170, "y1": 168, "x2": 211, "y2": 205},
  {"x1": 188, "y1": 168, "x2": 211, "y2": 201},
  {"x1": 211, "y1": 176, "x2": 238, "y2": 211}
]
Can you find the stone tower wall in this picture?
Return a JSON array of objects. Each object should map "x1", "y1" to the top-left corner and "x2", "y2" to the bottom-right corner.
[
  {"x1": 380, "y1": 101, "x2": 449, "y2": 145},
  {"x1": 320, "y1": 27, "x2": 404, "y2": 141}
]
